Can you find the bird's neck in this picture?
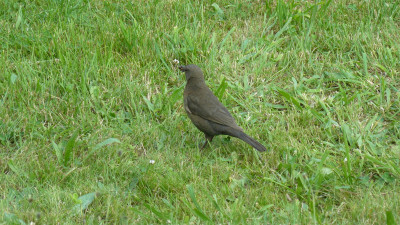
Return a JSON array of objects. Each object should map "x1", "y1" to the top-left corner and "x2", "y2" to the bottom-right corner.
[{"x1": 186, "y1": 78, "x2": 206, "y2": 89}]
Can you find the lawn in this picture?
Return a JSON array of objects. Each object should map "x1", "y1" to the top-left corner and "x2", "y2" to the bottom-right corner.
[{"x1": 1, "y1": 0, "x2": 399, "y2": 224}]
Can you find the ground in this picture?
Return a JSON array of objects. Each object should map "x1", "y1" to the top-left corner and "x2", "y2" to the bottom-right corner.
[{"x1": 0, "y1": 0, "x2": 399, "y2": 224}]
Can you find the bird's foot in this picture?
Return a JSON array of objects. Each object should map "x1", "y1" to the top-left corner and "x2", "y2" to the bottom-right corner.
[{"x1": 199, "y1": 141, "x2": 209, "y2": 150}]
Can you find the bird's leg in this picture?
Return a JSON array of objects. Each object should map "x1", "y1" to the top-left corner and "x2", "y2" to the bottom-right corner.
[{"x1": 200, "y1": 134, "x2": 214, "y2": 149}]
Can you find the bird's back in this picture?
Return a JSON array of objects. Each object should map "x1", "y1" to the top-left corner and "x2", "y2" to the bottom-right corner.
[{"x1": 184, "y1": 79, "x2": 242, "y2": 131}]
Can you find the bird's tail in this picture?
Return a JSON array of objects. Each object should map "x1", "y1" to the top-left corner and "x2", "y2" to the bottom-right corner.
[{"x1": 229, "y1": 129, "x2": 267, "y2": 152}]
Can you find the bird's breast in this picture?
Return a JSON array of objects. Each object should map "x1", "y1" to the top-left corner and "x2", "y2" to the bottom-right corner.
[{"x1": 183, "y1": 94, "x2": 192, "y2": 114}]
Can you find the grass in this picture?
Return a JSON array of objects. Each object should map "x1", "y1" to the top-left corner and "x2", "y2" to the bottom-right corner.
[{"x1": 1, "y1": 0, "x2": 399, "y2": 223}]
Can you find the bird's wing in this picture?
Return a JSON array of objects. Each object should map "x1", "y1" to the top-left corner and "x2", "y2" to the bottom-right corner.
[{"x1": 186, "y1": 87, "x2": 242, "y2": 130}]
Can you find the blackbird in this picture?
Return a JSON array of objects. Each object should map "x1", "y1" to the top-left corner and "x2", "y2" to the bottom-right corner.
[{"x1": 179, "y1": 64, "x2": 266, "y2": 152}]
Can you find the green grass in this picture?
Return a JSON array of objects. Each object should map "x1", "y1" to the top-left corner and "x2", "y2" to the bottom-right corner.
[{"x1": 1, "y1": 0, "x2": 400, "y2": 223}]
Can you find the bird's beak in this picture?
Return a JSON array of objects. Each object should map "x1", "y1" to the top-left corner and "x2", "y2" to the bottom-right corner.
[{"x1": 178, "y1": 65, "x2": 186, "y2": 72}]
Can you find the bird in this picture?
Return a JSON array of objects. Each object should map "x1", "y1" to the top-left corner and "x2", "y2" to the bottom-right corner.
[{"x1": 179, "y1": 64, "x2": 266, "y2": 152}]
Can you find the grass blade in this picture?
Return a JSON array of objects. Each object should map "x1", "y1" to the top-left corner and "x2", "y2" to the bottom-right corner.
[
  {"x1": 187, "y1": 184, "x2": 211, "y2": 222},
  {"x1": 386, "y1": 210, "x2": 397, "y2": 225},
  {"x1": 64, "y1": 131, "x2": 79, "y2": 167},
  {"x1": 93, "y1": 138, "x2": 120, "y2": 151},
  {"x1": 143, "y1": 203, "x2": 168, "y2": 221}
]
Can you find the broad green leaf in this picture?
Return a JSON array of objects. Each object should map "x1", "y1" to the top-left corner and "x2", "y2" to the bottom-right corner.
[{"x1": 72, "y1": 192, "x2": 96, "y2": 215}]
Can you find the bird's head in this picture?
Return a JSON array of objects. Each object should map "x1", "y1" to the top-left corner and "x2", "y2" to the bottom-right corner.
[{"x1": 179, "y1": 64, "x2": 204, "y2": 81}]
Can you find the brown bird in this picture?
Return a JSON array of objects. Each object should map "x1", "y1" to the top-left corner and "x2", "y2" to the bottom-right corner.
[{"x1": 179, "y1": 64, "x2": 266, "y2": 152}]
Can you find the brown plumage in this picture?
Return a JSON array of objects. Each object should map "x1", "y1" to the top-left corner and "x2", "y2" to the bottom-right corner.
[{"x1": 179, "y1": 64, "x2": 266, "y2": 152}]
